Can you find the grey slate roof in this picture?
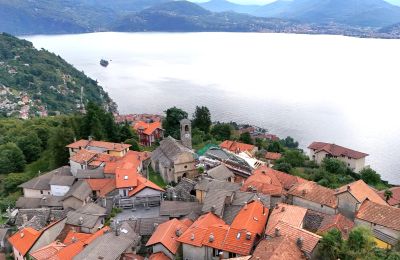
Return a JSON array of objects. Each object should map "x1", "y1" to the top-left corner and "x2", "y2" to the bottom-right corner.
[
  {"x1": 0, "y1": 228, "x2": 9, "y2": 242},
  {"x1": 18, "y1": 166, "x2": 72, "y2": 190},
  {"x1": 124, "y1": 217, "x2": 169, "y2": 236},
  {"x1": 202, "y1": 189, "x2": 233, "y2": 217},
  {"x1": 76, "y1": 168, "x2": 105, "y2": 179},
  {"x1": 223, "y1": 205, "x2": 242, "y2": 225},
  {"x1": 40, "y1": 196, "x2": 64, "y2": 207},
  {"x1": 160, "y1": 201, "x2": 202, "y2": 218},
  {"x1": 303, "y1": 210, "x2": 327, "y2": 233},
  {"x1": 15, "y1": 196, "x2": 64, "y2": 209},
  {"x1": 63, "y1": 180, "x2": 92, "y2": 201},
  {"x1": 75, "y1": 222, "x2": 140, "y2": 260},
  {"x1": 195, "y1": 178, "x2": 240, "y2": 192},
  {"x1": 15, "y1": 208, "x2": 51, "y2": 230},
  {"x1": 66, "y1": 203, "x2": 107, "y2": 229},
  {"x1": 207, "y1": 164, "x2": 234, "y2": 181},
  {"x1": 151, "y1": 136, "x2": 194, "y2": 168},
  {"x1": 166, "y1": 177, "x2": 197, "y2": 201},
  {"x1": 49, "y1": 175, "x2": 75, "y2": 186}
]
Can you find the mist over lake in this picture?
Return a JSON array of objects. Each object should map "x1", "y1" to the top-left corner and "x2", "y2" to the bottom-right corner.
[{"x1": 24, "y1": 32, "x2": 400, "y2": 184}]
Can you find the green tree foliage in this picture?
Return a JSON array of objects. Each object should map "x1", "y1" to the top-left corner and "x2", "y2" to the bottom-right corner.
[
  {"x1": 318, "y1": 229, "x2": 344, "y2": 260},
  {"x1": 162, "y1": 107, "x2": 188, "y2": 140},
  {"x1": 267, "y1": 141, "x2": 284, "y2": 153},
  {"x1": 49, "y1": 126, "x2": 74, "y2": 168},
  {"x1": 346, "y1": 227, "x2": 376, "y2": 259},
  {"x1": 273, "y1": 162, "x2": 292, "y2": 173},
  {"x1": 81, "y1": 101, "x2": 107, "y2": 140},
  {"x1": 280, "y1": 136, "x2": 299, "y2": 149},
  {"x1": 16, "y1": 132, "x2": 42, "y2": 163},
  {"x1": 360, "y1": 168, "x2": 382, "y2": 186},
  {"x1": 192, "y1": 106, "x2": 211, "y2": 134},
  {"x1": 3, "y1": 172, "x2": 30, "y2": 193},
  {"x1": 277, "y1": 149, "x2": 306, "y2": 167},
  {"x1": 322, "y1": 158, "x2": 347, "y2": 175},
  {"x1": 192, "y1": 128, "x2": 206, "y2": 146},
  {"x1": 0, "y1": 143, "x2": 26, "y2": 174},
  {"x1": 384, "y1": 189, "x2": 393, "y2": 202},
  {"x1": 210, "y1": 123, "x2": 232, "y2": 141},
  {"x1": 239, "y1": 132, "x2": 253, "y2": 144},
  {"x1": 124, "y1": 138, "x2": 141, "y2": 151}
]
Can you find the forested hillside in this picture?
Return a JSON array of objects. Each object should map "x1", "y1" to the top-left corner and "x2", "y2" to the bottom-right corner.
[{"x1": 0, "y1": 33, "x2": 116, "y2": 118}]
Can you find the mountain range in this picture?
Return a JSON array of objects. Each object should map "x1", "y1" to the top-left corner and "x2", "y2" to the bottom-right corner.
[{"x1": 1, "y1": 0, "x2": 400, "y2": 37}]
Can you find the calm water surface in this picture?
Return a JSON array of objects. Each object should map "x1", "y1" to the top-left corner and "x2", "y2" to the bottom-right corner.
[{"x1": 24, "y1": 32, "x2": 400, "y2": 184}]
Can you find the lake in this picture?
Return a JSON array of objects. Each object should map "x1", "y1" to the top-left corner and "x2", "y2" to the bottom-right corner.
[{"x1": 24, "y1": 32, "x2": 400, "y2": 184}]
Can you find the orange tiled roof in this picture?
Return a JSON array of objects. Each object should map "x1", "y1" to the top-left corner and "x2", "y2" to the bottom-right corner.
[
  {"x1": 115, "y1": 165, "x2": 137, "y2": 189},
  {"x1": 288, "y1": 181, "x2": 338, "y2": 208},
  {"x1": 69, "y1": 149, "x2": 98, "y2": 164},
  {"x1": 63, "y1": 231, "x2": 91, "y2": 245},
  {"x1": 134, "y1": 121, "x2": 163, "y2": 135},
  {"x1": 146, "y1": 218, "x2": 190, "y2": 255},
  {"x1": 54, "y1": 241, "x2": 85, "y2": 260},
  {"x1": 104, "y1": 150, "x2": 150, "y2": 175},
  {"x1": 240, "y1": 166, "x2": 283, "y2": 196},
  {"x1": 30, "y1": 241, "x2": 65, "y2": 260},
  {"x1": 317, "y1": 214, "x2": 354, "y2": 239},
  {"x1": 336, "y1": 180, "x2": 387, "y2": 205},
  {"x1": 250, "y1": 236, "x2": 305, "y2": 260},
  {"x1": 356, "y1": 199, "x2": 400, "y2": 231},
  {"x1": 270, "y1": 168, "x2": 307, "y2": 191},
  {"x1": 265, "y1": 152, "x2": 282, "y2": 161},
  {"x1": 84, "y1": 227, "x2": 110, "y2": 244},
  {"x1": 308, "y1": 142, "x2": 368, "y2": 159},
  {"x1": 86, "y1": 178, "x2": 116, "y2": 197},
  {"x1": 67, "y1": 139, "x2": 131, "y2": 152},
  {"x1": 266, "y1": 221, "x2": 321, "y2": 255},
  {"x1": 177, "y1": 213, "x2": 226, "y2": 247},
  {"x1": 220, "y1": 140, "x2": 256, "y2": 154},
  {"x1": 231, "y1": 200, "x2": 268, "y2": 235},
  {"x1": 266, "y1": 203, "x2": 307, "y2": 235},
  {"x1": 378, "y1": 187, "x2": 400, "y2": 206},
  {"x1": 149, "y1": 252, "x2": 171, "y2": 260},
  {"x1": 129, "y1": 175, "x2": 164, "y2": 197},
  {"x1": 8, "y1": 227, "x2": 42, "y2": 256}
]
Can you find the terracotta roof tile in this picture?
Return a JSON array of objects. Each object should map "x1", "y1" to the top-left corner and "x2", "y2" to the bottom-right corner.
[
  {"x1": 54, "y1": 241, "x2": 85, "y2": 260},
  {"x1": 134, "y1": 121, "x2": 163, "y2": 135},
  {"x1": 308, "y1": 142, "x2": 368, "y2": 159},
  {"x1": 250, "y1": 236, "x2": 305, "y2": 260},
  {"x1": 149, "y1": 252, "x2": 171, "y2": 260},
  {"x1": 30, "y1": 241, "x2": 65, "y2": 260},
  {"x1": 146, "y1": 218, "x2": 190, "y2": 254},
  {"x1": 317, "y1": 214, "x2": 354, "y2": 239},
  {"x1": 288, "y1": 181, "x2": 337, "y2": 208},
  {"x1": 86, "y1": 178, "x2": 116, "y2": 197},
  {"x1": 265, "y1": 152, "x2": 282, "y2": 161},
  {"x1": 336, "y1": 180, "x2": 387, "y2": 205},
  {"x1": 270, "y1": 169, "x2": 308, "y2": 191},
  {"x1": 266, "y1": 221, "x2": 321, "y2": 256},
  {"x1": 129, "y1": 175, "x2": 164, "y2": 197},
  {"x1": 63, "y1": 231, "x2": 91, "y2": 245},
  {"x1": 220, "y1": 140, "x2": 256, "y2": 154},
  {"x1": 266, "y1": 203, "x2": 307, "y2": 235},
  {"x1": 69, "y1": 149, "x2": 98, "y2": 164},
  {"x1": 240, "y1": 166, "x2": 283, "y2": 196},
  {"x1": 177, "y1": 213, "x2": 226, "y2": 247},
  {"x1": 67, "y1": 139, "x2": 130, "y2": 152},
  {"x1": 8, "y1": 227, "x2": 42, "y2": 256},
  {"x1": 231, "y1": 200, "x2": 268, "y2": 235},
  {"x1": 356, "y1": 200, "x2": 400, "y2": 231},
  {"x1": 378, "y1": 187, "x2": 400, "y2": 206}
]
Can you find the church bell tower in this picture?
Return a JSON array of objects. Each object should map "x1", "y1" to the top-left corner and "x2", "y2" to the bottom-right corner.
[{"x1": 180, "y1": 118, "x2": 192, "y2": 149}]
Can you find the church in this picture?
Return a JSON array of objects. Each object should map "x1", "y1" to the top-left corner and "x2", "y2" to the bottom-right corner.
[{"x1": 150, "y1": 119, "x2": 197, "y2": 184}]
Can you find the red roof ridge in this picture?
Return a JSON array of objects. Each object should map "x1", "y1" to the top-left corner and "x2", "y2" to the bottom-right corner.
[{"x1": 308, "y1": 142, "x2": 368, "y2": 159}]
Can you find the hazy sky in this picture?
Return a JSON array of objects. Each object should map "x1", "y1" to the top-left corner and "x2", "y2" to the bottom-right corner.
[{"x1": 190, "y1": 0, "x2": 277, "y2": 5}]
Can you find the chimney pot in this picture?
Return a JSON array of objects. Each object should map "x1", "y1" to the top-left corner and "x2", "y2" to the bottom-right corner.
[
  {"x1": 275, "y1": 227, "x2": 280, "y2": 237},
  {"x1": 209, "y1": 233, "x2": 215, "y2": 242},
  {"x1": 246, "y1": 232, "x2": 251, "y2": 240},
  {"x1": 296, "y1": 237, "x2": 303, "y2": 248}
]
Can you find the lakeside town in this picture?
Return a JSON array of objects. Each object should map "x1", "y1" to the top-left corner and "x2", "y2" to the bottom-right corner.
[{"x1": 0, "y1": 108, "x2": 399, "y2": 260}]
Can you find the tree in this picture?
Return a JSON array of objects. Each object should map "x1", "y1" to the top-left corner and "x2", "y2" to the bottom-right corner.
[
  {"x1": 192, "y1": 128, "x2": 206, "y2": 146},
  {"x1": 16, "y1": 132, "x2": 42, "y2": 163},
  {"x1": 3, "y1": 172, "x2": 30, "y2": 193},
  {"x1": 192, "y1": 106, "x2": 211, "y2": 134},
  {"x1": 346, "y1": 226, "x2": 376, "y2": 259},
  {"x1": 49, "y1": 126, "x2": 74, "y2": 167},
  {"x1": 239, "y1": 132, "x2": 253, "y2": 144},
  {"x1": 162, "y1": 107, "x2": 188, "y2": 139},
  {"x1": 267, "y1": 141, "x2": 283, "y2": 153},
  {"x1": 210, "y1": 123, "x2": 232, "y2": 141},
  {"x1": 384, "y1": 189, "x2": 393, "y2": 202},
  {"x1": 277, "y1": 149, "x2": 306, "y2": 167},
  {"x1": 318, "y1": 229, "x2": 344, "y2": 260},
  {"x1": 124, "y1": 138, "x2": 140, "y2": 151},
  {"x1": 81, "y1": 101, "x2": 106, "y2": 140},
  {"x1": 322, "y1": 158, "x2": 347, "y2": 175},
  {"x1": 280, "y1": 136, "x2": 299, "y2": 149},
  {"x1": 360, "y1": 168, "x2": 382, "y2": 186},
  {"x1": 273, "y1": 162, "x2": 292, "y2": 173},
  {"x1": 119, "y1": 121, "x2": 135, "y2": 142},
  {"x1": 0, "y1": 143, "x2": 26, "y2": 174},
  {"x1": 103, "y1": 112, "x2": 120, "y2": 142}
]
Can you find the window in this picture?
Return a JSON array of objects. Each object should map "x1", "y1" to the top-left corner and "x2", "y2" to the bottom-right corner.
[
  {"x1": 213, "y1": 248, "x2": 221, "y2": 257},
  {"x1": 229, "y1": 253, "x2": 237, "y2": 258},
  {"x1": 184, "y1": 165, "x2": 188, "y2": 169},
  {"x1": 321, "y1": 204, "x2": 324, "y2": 208},
  {"x1": 40, "y1": 190, "x2": 43, "y2": 194}
]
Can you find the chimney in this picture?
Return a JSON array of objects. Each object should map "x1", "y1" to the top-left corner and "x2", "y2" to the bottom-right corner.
[
  {"x1": 211, "y1": 205, "x2": 216, "y2": 213},
  {"x1": 190, "y1": 233, "x2": 195, "y2": 241},
  {"x1": 347, "y1": 185, "x2": 351, "y2": 191},
  {"x1": 209, "y1": 233, "x2": 215, "y2": 242},
  {"x1": 20, "y1": 231, "x2": 24, "y2": 238},
  {"x1": 74, "y1": 137, "x2": 77, "y2": 142},
  {"x1": 246, "y1": 232, "x2": 251, "y2": 240},
  {"x1": 261, "y1": 170, "x2": 266, "y2": 175},
  {"x1": 275, "y1": 227, "x2": 280, "y2": 237},
  {"x1": 22, "y1": 214, "x2": 28, "y2": 224},
  {"x1": 296, "y1": 237, "x2": 303, "y2": 248},
  {"x1": 71, "y1": 236, "x2": 77, "y2": 243},
  {"x1": 275, "y1": 203, "x2": 279, "y2": 209},
  {"x1": 176, "y1": 228, "x2": 182, "y2": 237},
  {"x1": 88, "y1": 136, "x2": 92, "y2": 141},
  {"x1": 302, "y1": 190, "x2": 307, "y2": 196},
  {"x1": 78, "y1": 217, "x2": 84, "y2": 225},
  {"x1": 243, "y1": 202, "x2": 248, "y2": 210},
  {"x1": 281, "y1": 207, "x2": 285, "y2": 212}
]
